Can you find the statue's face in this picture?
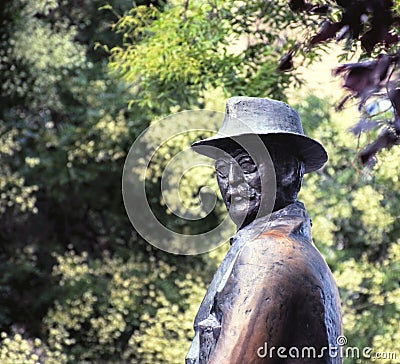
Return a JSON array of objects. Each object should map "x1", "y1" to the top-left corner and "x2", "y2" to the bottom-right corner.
[{"x1": 215, "y1": 147, "x2": 270, "y2": 228}]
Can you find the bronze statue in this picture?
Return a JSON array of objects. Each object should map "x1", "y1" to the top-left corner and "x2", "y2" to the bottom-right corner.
[{"x1": 186, "y1": 97, "x2": 342, "y2": 364}]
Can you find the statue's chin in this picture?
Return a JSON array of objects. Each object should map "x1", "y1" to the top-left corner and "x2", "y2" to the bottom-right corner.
[
  {"x1": 228, "y1": 207, "x2": 257, "y2": 228},
  {"x1": 226, "y1": 196, "x2": 260, "y2": 227},
  {"x1": 228, "y1": 212, "x2": 247, "y2": 227}
]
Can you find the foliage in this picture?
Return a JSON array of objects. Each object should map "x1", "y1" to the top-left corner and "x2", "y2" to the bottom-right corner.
[
  {"x1": 0, "y1": 1, "x2": 224, "y2": 362},
  {"x1": 0, "y1": 1, "x2": 399, "y2": 364},
  {"x1": 0, "y1": 0, "x2": 141, "y2": 339},
  {"x1": 42, "y1": 248, "x2": 208, "y2": 362},
  {"x1": 296, "y1": 95, "x2": 400, "y2": 363},
  {"x1": 108, "y1": 0, "x2": 312, "y2": 111},
  {"x1": 0, "y1": 332, "x2": 67, "y2": 364},
  {"x1": 283, "y1": 0, "x2": 400, "y2": 166}
]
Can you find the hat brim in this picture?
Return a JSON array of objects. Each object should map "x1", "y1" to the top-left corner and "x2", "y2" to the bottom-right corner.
[{"x1": 192, "y1": 132, "x2": 328, "y2": 173}]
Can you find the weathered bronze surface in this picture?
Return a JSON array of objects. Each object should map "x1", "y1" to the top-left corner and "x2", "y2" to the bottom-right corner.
[{"x1": 187, "y1": 97, "x2": 342, "y2": 364}]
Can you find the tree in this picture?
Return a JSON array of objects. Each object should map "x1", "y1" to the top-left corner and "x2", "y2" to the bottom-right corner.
[
  {"x1": 1, "y1": 1, "x2": 399, "y2": 363},
  {"x1": 108, "y1": 0, "x2": 308, "y2": 110},
  {"x1": 296, "y1": 95, "x2": 400, "y2": 363},
  {"x1": 281, "y1": 0, "x2": 400, "y2": 166},
  {"x1": 0, "y1": 1, "x2": 230, "y2": 361},
  {"x1": 0, "y1": 0, "x2": 136, "y2": 335}
]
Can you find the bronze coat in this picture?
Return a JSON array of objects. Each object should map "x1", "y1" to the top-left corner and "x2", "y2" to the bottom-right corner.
[{"x1": 186, "y1": 202, "x2": 342, "y2": 364}]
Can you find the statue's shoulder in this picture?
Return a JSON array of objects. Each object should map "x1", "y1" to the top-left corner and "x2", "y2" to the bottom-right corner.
[
  {"x1": 238, "y1": 216, "x2": 310, "y2": 256},
  {"x1": 234, "y1": 217, "x2": 330, "y2": 284}
]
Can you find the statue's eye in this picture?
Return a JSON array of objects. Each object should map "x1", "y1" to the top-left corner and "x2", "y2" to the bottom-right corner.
[
  {"x1": 215, "y1": 161, "x2": 229, "y2": 177},
  {"x1": 240, "y1": 159, "x2": 257, "y2": 174}
]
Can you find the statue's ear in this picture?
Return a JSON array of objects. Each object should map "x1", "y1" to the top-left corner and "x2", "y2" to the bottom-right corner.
[
  {"x1": 280, "y1": 166, "x2": 297, "y2": 187},
  {"x1": 280, "y1": 159, "x2": 304, "y2": 187}
]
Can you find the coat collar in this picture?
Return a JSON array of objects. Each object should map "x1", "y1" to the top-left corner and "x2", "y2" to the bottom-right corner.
[{"x1": 231, "y1": 200, "x2": 312, "y2": 246}]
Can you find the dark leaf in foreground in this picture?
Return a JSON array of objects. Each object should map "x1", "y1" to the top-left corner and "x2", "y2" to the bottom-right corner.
[
  {"x1": 394, "y1": 117, "x2": 400, "y2": 135},
  {"x1": 340, "y1": 1, "x2": 368, "y2": 39},
  {"x1": 374, "y1": 55, "x2": 392, "y2": 81},
  {"x1": 384, "y1": 31, "x2": 399, "y2": 49},
  {"x1": 359, "y1": 129, "x2": 399, "y2": 165},
  {"x1": 335, "y1": 94, "x2": 352, "y2": 111},
  {"x1": 334, "y1": 55, "x2": 392, "y2": 103},
  {"x1": 388, "y1": 88, "x2": 400, "y2": 117},
  {"x1": 361, "y1": 26, "x2": 398, "y2": 53},
  {"x1": 277, "y1": 51, "x2": 294, "y2": 72},
  {"x1": 310, "y1": 21, "x2": 342, "y2": 45},
  {"x1": 343, "y1": 66, "x2": 375, "y2": 93},
  {"x1": 361, "y1": 28, "x2": 380, "y2": 54},
  {"x1": 334, "y1": 0, "x2": 347, "y2": 7},
  {"x1": 350, "y1": 119, "x2": 379, "y2": 135},
  {"x1": 360, "y1": 0, "x2": 396, "y2": 53},
  {"x1": 388, "y1": 89, "x2": 400, "y2": 136},
  {"x1": 289, "y1": 0, "x2": 313, "y2": 12},
  {"x1": 310, "y1": 4, "x2": 329, "y2": 14}
]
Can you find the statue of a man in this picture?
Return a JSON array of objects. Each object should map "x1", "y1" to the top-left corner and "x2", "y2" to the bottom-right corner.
[{"x1": 186, "y1": 97, "x2": 342, "y2": 364}]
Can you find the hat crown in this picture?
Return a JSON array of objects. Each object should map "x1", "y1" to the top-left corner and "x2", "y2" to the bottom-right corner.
[
  {"x1": 219, "y1": 97, "x2": 303, "y2": 137},
  {"x1": 191, "y1": 96, "x2": 328, "y2": 173}
]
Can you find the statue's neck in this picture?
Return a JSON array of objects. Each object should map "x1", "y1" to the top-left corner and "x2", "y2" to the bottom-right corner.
[
  {"x1": 233, "y1": 200, "x2": 309, "y2": 242},
  {"x1": 238, "y1": 197, "x2": 298, "y2": 230}
]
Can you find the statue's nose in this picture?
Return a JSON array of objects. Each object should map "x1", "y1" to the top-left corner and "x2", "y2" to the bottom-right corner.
[{"x1": 228, "y1": 163, "x2": 243, "y2": 186}]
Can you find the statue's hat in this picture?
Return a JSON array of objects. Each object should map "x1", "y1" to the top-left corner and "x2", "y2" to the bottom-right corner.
[{"x1": 192, "y1": 96, "x2": 327, "y2": 173}]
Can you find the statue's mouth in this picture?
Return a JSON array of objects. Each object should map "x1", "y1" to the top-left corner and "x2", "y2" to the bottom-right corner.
[{"x1": 226, "y1": 187, "x2": 257, "y2": 210}]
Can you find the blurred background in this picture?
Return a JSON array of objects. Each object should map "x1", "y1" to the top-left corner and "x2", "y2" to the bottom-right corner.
[{"x1": 0, "y1": 0, "x2": 399, "y2": 363}]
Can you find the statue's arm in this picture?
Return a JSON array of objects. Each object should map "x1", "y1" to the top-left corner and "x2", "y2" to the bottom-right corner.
[{"x1": 208, "y1": 242, "x2": 297, "y2": 364}]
